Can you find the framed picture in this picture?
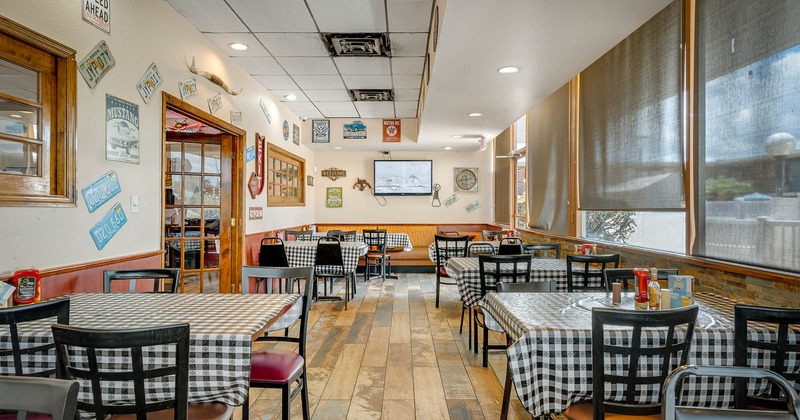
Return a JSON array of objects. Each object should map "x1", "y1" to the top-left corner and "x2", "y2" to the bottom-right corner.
[
  {"x1": 307, "y1": 175, "x2": 314, "y2": 186},
  {"x1": 312, "y1": 119, "x2": 330, "y2": 143},
  {"x1": 105, "y1": 95, "x2": 139, "y2": 164},
  {"x1": 326, "y1": 187, "x2": 343, "y2": 208},
  {"x1": 293, "y1": 124, "x2": 300, "y2": 145}
]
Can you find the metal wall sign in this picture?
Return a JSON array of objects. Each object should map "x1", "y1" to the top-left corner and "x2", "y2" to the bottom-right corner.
[
  {"x1": 81, "y1": 170, "x2": 121, "y2": 213},
  {"x1": 78, "y1": 40, "x2": 116, "y2": 88},
  {"x1": 322, "y1": 167, "x2": 346, "y2": 181},
  {"x1": 344, "y1": 120, "x2": 366, "y2": 139},
  {"x1": 106, "y1": 95, "x2": 139, "y2": 164},
  {"x1": 82, "y1": 0, "x2": 110, "y2": 34},
  {"x1": 178, "y1": 77, "x2": 197, "y2": 101},
  {"x1": 248, "y1": 207, "x2": 263, "y2": 220},
  {"x1": 326, "y1": 187, "x2": 343, "y2": 208},
  {"x1": 293, "y1": 124, "x2": 300, "y2": 145},
  {"x1": 383, "y1": 119, "x2": 401, "y2": 142},
  {"x1": 312, "y1": 119, "x2": 330, "y2": 143},
  {"x1": 208, "y1": 93, "x2": 222, "y2": 114},
  {"x1": 230, "y1": 110, "x2": 242, "y2": 126},
  {"x1": 247, "y1": 133, "x2": 265, "y2": 199},
  {"x1": 136, "y1": 63, "x2": 162, "y2": 104},
  {"x1": 90, "y1": 202, "x2": 127, "y2": 250}
]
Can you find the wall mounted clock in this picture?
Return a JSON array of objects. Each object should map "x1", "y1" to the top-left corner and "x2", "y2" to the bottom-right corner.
[{"x1": 454, "y1": 167, "x2": 478, "y2": 192}]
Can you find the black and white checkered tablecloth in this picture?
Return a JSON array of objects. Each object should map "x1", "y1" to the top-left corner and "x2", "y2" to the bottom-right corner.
[
  {"x1": 0, "y1": 293, "x2": 298, "y2": 410},
  {"x1": 428, "y1": 242, "x2": 500, "y2": 262},
  {"x1": 445, "y1": 257, "x2": 570, "y2": 307},
  {"x1": 298, "y1": 233, "x2": 413, "y2": 251},
  {"x1": 284, "y1": 240, "x2": 368, "y2": 274},
  {"x1": 480, "y1": 292, "x2": 800, "y2": 417}
]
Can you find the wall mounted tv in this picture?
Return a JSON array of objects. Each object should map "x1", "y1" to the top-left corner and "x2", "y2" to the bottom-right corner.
[{"x1": 373, "y1": 160, "x2": 433, "y2": 196}]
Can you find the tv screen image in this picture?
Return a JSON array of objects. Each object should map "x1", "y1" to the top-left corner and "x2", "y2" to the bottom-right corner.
[{"x1": 373, "y1": 160, "x2": 432, "y2": 196}]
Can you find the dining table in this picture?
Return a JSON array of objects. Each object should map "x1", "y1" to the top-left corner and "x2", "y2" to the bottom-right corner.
[
  {"x1": 479, "y1": 291, "x2": 799, "y2": 417},
  {"x1": 0, "y1": 292, "x2": 299, "y2": 408},
  {"x1": 283, "y1": 240, "x2": 368, "y2": 274},
  {"x1": 298, "y1": 232, "x2": 413, "y2": 251}
]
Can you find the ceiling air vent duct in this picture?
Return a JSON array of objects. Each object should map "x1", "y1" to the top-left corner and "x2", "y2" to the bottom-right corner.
[
  {"x1": 349, "y1": 89, "x2": 395, "y2": 101},
  {"x1": 322, "y1": 33, "x2": 391, "y2": 57}
]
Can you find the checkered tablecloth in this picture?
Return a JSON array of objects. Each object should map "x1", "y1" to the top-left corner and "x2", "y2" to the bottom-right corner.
[
  {"x1": 428, "y1": 241, "x2": 497, "y2": 262},
  {"x1": 298, "y1": 233, "x2": 413, "y2": 251},
  {"x1": 0, "y1": 293, "x2": 298, "y2": 410},
  {"x1": 445, "y1": 257, "x2": 570, "y2": 307},
  {"x1": 480, "y1": 292, "x2": 800, "y2": 417},
  {"x1": 284, "y1": 240, "x2": 368, "y2": 274}
]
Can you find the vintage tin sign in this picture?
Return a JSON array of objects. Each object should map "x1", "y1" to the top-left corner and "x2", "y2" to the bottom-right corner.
[
  {"x1": 178, "y1": 77, "x2": 197, "y2": 101},
  {"x1": 383, "y1": 119, "x2": 401, "y2": 142},
  {"x1": 82, "y1": 0, "x2": 110, "y2": 34},
  {"x1": 78, "y1": 40, "x2": 116, "y2": 88},
  {"x1": 136, "y1": 63, "x2": 162, "y2": 104},
  {"x1": 312, "y1": 120, "x2": 330, "y2": 143},
  {"x1": 90, "y1": 202, "x2": 127, "y2": 250},
  {"x1": 465, "y1": 200, "x2": 481, "y2": 213},
  {"x1": 106, "y1": 95, "x2": 139, "y2": 164},
  {"x1": 230, "y1": 110, "x2": 243, "y2": 126},
  {"x1": 283, "y1": 120, "x2": 290, "y2": 141},
  {"x1": 344, "y1": 120, "x2": 367, "y2": 139},
  {"x1": 322, "y1": 167, "x2": 346, "y2": 181},
  {"x1": 81, "y1": 170, "x2": 121, "y2": 213},
  {"x1": 245, "y1": 146, "x2": 256, "y2": 163},
  {"x1": 293, "y1": 124, "x2": 300, "y2": 145},
  {"x1": 326, "y1": 187, "x2": 343, "y2": 208},
  {"x1": 248, "y1": 207, "x2": 263, "y2": 220},
  {"x1": 208, "y1": 93, "x2": 222, "y2": 114}
]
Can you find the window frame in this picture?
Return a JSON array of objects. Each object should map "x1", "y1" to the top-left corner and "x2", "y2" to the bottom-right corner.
[
  {"x1": 0, "y1": 16, "x2": 76, "y2": 207},
  {"x1": 511, "y1": 115, "x2": 528, "y2": 230},
  {"x1": 266, "y1": 143, "x2": 305, "y2": 207}
]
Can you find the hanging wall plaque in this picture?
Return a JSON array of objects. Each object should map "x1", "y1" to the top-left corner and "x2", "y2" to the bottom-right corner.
[
  {"x1": 78, "y1": 40, "x2": 116, "y2": 89},
  {"x1": 322, "y1": 167, "x2": 346, "y2": 181},
  {"x1": 82, "y1": 0, "x2": 110, "y2": 33}
]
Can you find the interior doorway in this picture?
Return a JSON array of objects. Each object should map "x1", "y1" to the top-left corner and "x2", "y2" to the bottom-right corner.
[{"x1": 161, "y1": 93, "x2": 244, "y2": 293}]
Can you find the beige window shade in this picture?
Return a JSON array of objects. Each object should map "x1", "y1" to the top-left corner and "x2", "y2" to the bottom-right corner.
[
  {"x1": 578, "y1": 0, "x2": 684, "y2": 211},
  {"x1": 494, "y1": 128, "x2": 511, "y2": 225},
  {"x1": 528, "y1": 84, "x2": 570, "y2": 234}
]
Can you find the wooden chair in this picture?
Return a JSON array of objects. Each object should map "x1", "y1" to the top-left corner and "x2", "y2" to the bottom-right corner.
[
  {"x1": 284, "y1": 229, "x2": 313, "y2": 241},
  {"x1": 433, "y1": 234, "x2": 469, "y2": 308},
  {"x1": 475, "y1": 254, "x2": 532, "y2": 368},
  {"x1": 314, "y1": 236, "x2": 355, "y2": 309},
  {"x1": 0, "y1": 299, "x2": 69, "y2": 377},
  {"x1": 241, "y1": 266, "x2": 315, "y2": 420},
  {"x1": 734, "y1": 304, "x2": 800, "y2": 410},
  {"x1": 497, "y1": 237, "x2": 524, "y2": 255},
  {"x1": 363, "y1": 229, "x2": 389, "y2": 281},
  {"x1": 52, "y1": 323, "x2": 233, "y2": 420},
  {"x1": 0, "y1": 376, "x2": 79, "y2": 420},
  {"x1": 565, "y1": 253, "x2": 620, "y2": 292},
  {"x1": 481, "y1": 229, "x2": 506, "y2": 241},
  {"x1": 103, "y1": 268, "x2": 180, "y2": 293},
  {"x1": 523, "y1": 243, "x2": 561, "y2": 259},
  {"x1": 604, "y1": 268, "x2": 678, "y2": 292},
  {"x1": 563, "y1": 305, "x2": 698, "y2": 419}
]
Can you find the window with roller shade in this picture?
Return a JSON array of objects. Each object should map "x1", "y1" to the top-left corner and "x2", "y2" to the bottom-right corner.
[{"x1": 695, "y1": 0, "x2": 800, "y2": 272}]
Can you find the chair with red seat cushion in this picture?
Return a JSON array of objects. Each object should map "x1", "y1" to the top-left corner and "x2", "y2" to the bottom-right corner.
[
  {"x1": 0, "y1": 376, "x2": 79, "y2": 420},
  {"x1": 242, "y1": 265, "x2": 315, "y2": 420},
  {"x1": 433, "y1": 234, "x2": 469, "y2": 308}
]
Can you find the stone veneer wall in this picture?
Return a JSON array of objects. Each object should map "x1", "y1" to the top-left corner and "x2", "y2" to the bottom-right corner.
[{"x1": 519, "y1": 231, "x2": 800, "y2": 308}]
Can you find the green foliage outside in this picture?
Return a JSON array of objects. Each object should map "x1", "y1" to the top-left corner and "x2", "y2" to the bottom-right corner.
[
  {"x1": 585, "y1": 211, "x2": 638, "y2": 244},
  {"x1": 705, "y1": 177, "x2": 754, "y2": 201}
]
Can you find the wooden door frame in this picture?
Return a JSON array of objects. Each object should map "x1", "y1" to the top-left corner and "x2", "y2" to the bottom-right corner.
[{"x1": 161, "y1": 92, "x2": 245, "y2": 293}]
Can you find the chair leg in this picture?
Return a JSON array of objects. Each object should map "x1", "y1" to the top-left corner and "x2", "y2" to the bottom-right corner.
[
  {"x1": 501, "y1": 360, "x2": 512, "y2": 420},
  {"x1": 459, "y1": 304, "x2": 466, "y2": 334},
  {"x1": 435, "y1": 275, "x2": 441, "y2": 308},
  {"x1": 482, "y1": 324, "x2": 489, "y2": 368},
  {"x1": 473, "y1": 314, "x2": 479, "y2": 354},
  {"x1": 281, "y1": 383, "x2": 291, "y2": 420},
  {"x1": 242, "y1": 394, "x2": 250, "y2": 420},
  {"x1": 300, "y1": 373, "x2": 310, "y2": 419},
  {"x1": 364, "y1": 258, "x2": 370, "y2": 281}
]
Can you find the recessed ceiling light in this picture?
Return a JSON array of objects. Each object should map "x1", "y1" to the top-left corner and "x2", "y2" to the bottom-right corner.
[
  {"x1": 452, "y1": 135, "x2": 463, "y2": 138},
  {"x1": 9, "y1": 114, "x2": 21, "y2": 118},
  {"x1": 229, "y1": 43, "x2": 249, "y2": 51},
  {"x1": 284, "y1": 94, "x2": 297, "y2": 101},
  {"x1": 468, "y1": 112, "x2": 482, "y2": 117},
  {"x1": 334, "y1": 146, "x2": 342, "y2": 150},
  {"x1": 497, "y1": 66, "x2": 519, "y2": 74},
  {"x1": 442, "y1": 146, "x2": 453, "y2": 150},
  {"x1": 18, "y1": 110, "x2": 34, "y2": 114}
]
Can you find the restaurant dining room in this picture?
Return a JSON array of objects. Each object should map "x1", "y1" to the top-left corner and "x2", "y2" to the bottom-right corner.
[{"x1": 1, "y1": 0, "x2": 799, "y2": 419}]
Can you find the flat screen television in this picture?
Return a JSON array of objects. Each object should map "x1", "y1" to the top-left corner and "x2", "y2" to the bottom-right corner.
[{"x1": 373, "y1": 160, "x2": 433, "y2": 196}]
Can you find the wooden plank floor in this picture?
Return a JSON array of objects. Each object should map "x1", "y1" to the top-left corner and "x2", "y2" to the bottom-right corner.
[{"x1": 234, "y1": 273, "x2": 533, "y2": 419}]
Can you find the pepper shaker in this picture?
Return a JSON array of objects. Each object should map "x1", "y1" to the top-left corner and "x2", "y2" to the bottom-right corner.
[{"x1": 612, "y1": 282, "x2": 621, "y2": 305}]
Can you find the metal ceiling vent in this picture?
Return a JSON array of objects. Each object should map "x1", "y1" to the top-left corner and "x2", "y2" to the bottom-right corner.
[
  {"x1": 322, "y1": 33, "x2": 391, "y2": 57},
  {"x1": 349, "y1": 89, "x2": 395, "y2": 101}
]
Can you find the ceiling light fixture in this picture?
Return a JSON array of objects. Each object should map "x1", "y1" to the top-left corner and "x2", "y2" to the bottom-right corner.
[
  {"x1": 452, "y1": 135, "x2": 464, "y2": 138},
  {"x1": 284, "y1": 94, "x2": 297, "y2": 101},
  {"x1": 497, "y1": 66, "x2": 519, "y2": 74},
  {"x1": 442, "y1": 146, "x2": 453, "y2": 150},
  {"x1": 9, "y1": 114, "x2": 21, "y2": 118},
  {"x1": 229, "y1": 43, "x2": 249, "y2": 51},
  {"x1": 18, "y1": 110, "x2": 34, "y2": 114},
  {"x1": 468, "y1": 112, "x2": 482, "y2": 117},
  {"x1": 334, "y1": 146, "x2": 342, "y2": 150}
]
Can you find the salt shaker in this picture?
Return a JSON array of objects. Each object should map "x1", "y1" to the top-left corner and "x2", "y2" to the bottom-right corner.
[{"x1": 612, "y1": 282, "x2": 621, "y2": 305}]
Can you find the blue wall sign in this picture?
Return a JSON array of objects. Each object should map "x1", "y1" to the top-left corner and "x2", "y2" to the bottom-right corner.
[
  {"x1": 81, "y1": 170, "x2": 121, "y2": 213},
  {"x1": 246, "y1": 146, "x2": 256, "y2": 163},
  {"x1": 90, "y1": 202, "x2": 127, "y2": 250}
]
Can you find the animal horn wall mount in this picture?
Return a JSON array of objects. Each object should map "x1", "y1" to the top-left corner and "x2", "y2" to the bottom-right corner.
[{"x1": 189, "y1": 57, "x2": 242, "y2": 96}]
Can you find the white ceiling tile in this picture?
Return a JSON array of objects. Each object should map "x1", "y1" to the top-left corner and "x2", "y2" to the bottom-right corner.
[
  {"x1": 254, "y1": 75, "x2": 299, "y2": 89},
  {"x1": 323, "y1": 110, "x2": 360, "y2": 118},
  {"x1": 255, "y1": 33, "x2": 329, "y2": 57},
  {"x1": 395, "y1": 109, "x2": 417, "y2": 118},
  {"x1": 394, "y1": 89, "x2": 420, "y2": 101},
  {"x1": 316, "y1": 102, "x2": 357, "y2": 111},
  {"x1": 203, "y1": 33, "x2": 270, "y2": 56},
  {"x1": 393, "y1": 74, "x2": 422, "y2": 89},
  {"x1": 343, "y1": 75, "x2": 392, "y2": 89},
  {"x1": 304, "y1": 90, "x2": 352, "y2": 101},
  {"x1": 275, "y1": 57, "x2": 337, "y2": 75},
  {"x1": 395, "y1": 101, "x2": 418, "y2": 111},
  {"x1": 355, "y1": 102, "x2": 395, "y2": 112},
  {"x1": 269, "y1": 90, "x2": 310, "y2": 102},
  {"x1": 307, "y1": 0, "x2": 387, "y2": 32},
  {"x1": 293, "y1": 75, "x2": 346, "y2": 90},
  {"x1": 390, "y1": 33, "x2": 427, "y2": 56},
  {"x1": 231, "y1": 57, "x2": 284, "y2": 75},
  {"x1": 168, "y1": 0, "x2": 248, "y2": 32},
  {"x1": 359, "y1": 110, "x2": 396, "y2": 118},
  {"x1": 226, "y1": 0, "x2": 317, "y2": 32},
  {"x1": 298, "y1": 110, "x2": 325, "y2": 119},
  {"x1": 387, "y1": 1, "x2": 432, "y2": 32},
  {"x1": 285, "y1": 101, "x2": 320, "y2": 111},
  {"x1": 391, "y1": 57, "x2": 424, "y2": 75},
  {"x1": 334, "y1": 57, "x2": 391, "y2": 75}
]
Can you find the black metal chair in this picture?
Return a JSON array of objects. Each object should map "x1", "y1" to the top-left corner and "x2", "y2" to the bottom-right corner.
[
  {"x1": 258, "y1": 236, "x2": 297, "y2": 294},
  {"x1": 327, "y1": 230, "x2": 357, "y2": 241},
  {"x1": 439, "y1": 231, "x2": 462, "y2": 237},
  {"x1": 241, "y1": 266, "x2": 314, "y2": 420},
  {"x1": 363, "y1": 229, "x2": 389, "y2": 281},
  {"x1": 563, "y1": 305, "x2": 699, "y2": 419},
  {"x1": 497, "y1": 237, "x2": 524, "y2": 255},
  {"x1": 433, "y1": 234, "x2": 469, "y2": 308},
  {"x1": 0, "y1": 376, "x2": 79, "y2": 420},
  {"x1": 51, "y1": 323, "x2": 233, "y2": 420},
  {"x1": 565, "y1": 253, "x2": 620, "y2": 292},
  {"x1": 467, "y1": 241, "x2": 496, "y2": 257},
  {"x1": 662, "y1": 365, "x2": 800, "y2": 420},
  {"x1": 481, "y1": 229, "x2": 506, "y2": 241},
  {"x1": 314, "y1": 236, "x2": 355, "y2": 309},
  {"x1": 102, "y1": 268, "x2": 180, "y2": 293},
  {"x1": 284, "y1": 229, "x2": 313, "y2": 241},
  {"x1": 475, "y1": 254, "x2": 532, "y2": 368},
  {"x1": 0, "y1": 299, "x2": 69, "y2": 377},
  {"x1": 734, "y1": 304, "x2": 800, "y2": 410},
  {"x1": 604, "y1": 268, "x2": 678, "y2": 292},
  {"x1": 523, "y1": 243, "x2": 561, "y2": 259}
]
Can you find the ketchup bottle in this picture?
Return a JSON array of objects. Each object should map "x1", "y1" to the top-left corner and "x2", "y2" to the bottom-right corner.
[{"x1": 632, "y1": 268, "x2": 649, "y2": 310}]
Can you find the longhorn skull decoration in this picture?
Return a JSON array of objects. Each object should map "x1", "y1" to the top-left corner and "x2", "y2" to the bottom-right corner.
[{"x1": 189, "y1": 57, "x2": 242, "y2": 96}]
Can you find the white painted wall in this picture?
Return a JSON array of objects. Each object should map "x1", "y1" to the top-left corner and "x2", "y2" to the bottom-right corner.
[{"x1": 0, "y1": 0, "x2": 314, "y2": 272}]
